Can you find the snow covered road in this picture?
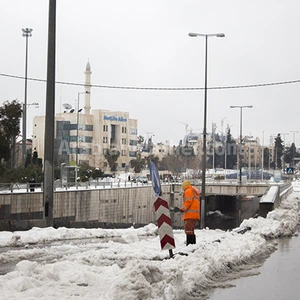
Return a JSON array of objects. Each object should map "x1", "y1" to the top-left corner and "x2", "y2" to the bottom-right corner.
[{"x1": 0, "y1": 189, "x2": 299, "y2": 300}]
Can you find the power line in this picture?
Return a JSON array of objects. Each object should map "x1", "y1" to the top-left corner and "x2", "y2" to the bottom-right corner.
[{"x1": 1, "y1": 72, "x2": 300, "y2": 91}]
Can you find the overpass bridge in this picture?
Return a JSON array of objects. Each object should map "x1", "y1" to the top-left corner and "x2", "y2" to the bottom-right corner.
[
  {"x1": 0, "y1": 180, "x2": 293, "y2": 231},
  {"x1": 187, "y1": 181, "x2": 291, "y2": 197},
  {"x1": 203, "y1": 182, "x2": 268, "y2": 196},
  {"x1": 174, "y1": 181, "x2": 293, "y2": 230}
]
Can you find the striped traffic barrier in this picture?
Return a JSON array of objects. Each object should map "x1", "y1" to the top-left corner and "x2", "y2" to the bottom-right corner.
[{"x1": 154, "y1": 197, "x2": 176, "y2": 257}]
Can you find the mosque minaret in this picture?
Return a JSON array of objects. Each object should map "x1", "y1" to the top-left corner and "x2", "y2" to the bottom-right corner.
[
  {"x1": 84, "y1": 61, "x2": 92, "y2": 114},
  {"x1": 32, "y1": 61, "x2": 138, "y2": 172}
]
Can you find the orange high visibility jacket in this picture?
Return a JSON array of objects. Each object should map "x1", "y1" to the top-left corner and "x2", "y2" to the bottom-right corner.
[{"x1": 181, "y1": 185, "x2": 200, "y2": 221}]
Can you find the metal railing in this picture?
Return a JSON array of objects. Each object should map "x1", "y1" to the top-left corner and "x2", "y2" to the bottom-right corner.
[{"x1": 0, "y1": 180, "x2": 155, "y2": 193}]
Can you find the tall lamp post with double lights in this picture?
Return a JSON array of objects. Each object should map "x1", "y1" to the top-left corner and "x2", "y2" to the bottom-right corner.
[
  {"x1": 230, "y1": 105, "x2": 253, "y2": 184},
  {"x1": 290, "y1": 130, "x2": 299, "y2": 145},
  {"x1": 76, "y1": 91, "x2": 89, "y2": 166},
  {"x1": 188, "y1": 32, "x2": 225, "y2": 229},
  {"x1": 22, "y1": 28, "x2": 33, "y2": 165}
]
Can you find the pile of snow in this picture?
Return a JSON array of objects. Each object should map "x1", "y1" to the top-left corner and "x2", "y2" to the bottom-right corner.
[{"x1": 0, "y1": 190, "x2": 299, "y2": 299}]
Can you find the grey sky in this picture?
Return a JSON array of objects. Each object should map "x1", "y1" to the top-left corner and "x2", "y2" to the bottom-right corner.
[{"x1": 1, "y1": 0, "x2": 300, "y2": 147}]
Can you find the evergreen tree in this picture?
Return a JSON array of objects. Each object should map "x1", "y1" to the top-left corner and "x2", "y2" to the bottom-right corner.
[
  {"x1": 130, "y1": 153, "x2": 146, "y2": 173},
  {"x1": 32, "y1": 150, "x2": 39, "y2": 165},
  {"x1": 0, "y1": 100, "x2": 22, "y2": 165},
  {"x1": 25, "y1": 150, "x2": 32, "y2": 167},
  {"x1": 263, "y1": 147, "x2": 270, "y2": 169},
  {"x1": 285, "y1": 143, "x2": 297, "y2": 166},
  {"x1": 273, "y1": 134, "x2": 284, "y2": 169},
  {"x1": 91, "y1": 167, "x2": 104, "y2": 179},
  {"x1": 144, "y1": 154, "x2": 160, "y2": 168},
  {"x1": 225, "y1": 129, "x2": 237, "y2": 169},
  {"x1": 104, "y1": 147, "x2": 120, "y2": 172}
]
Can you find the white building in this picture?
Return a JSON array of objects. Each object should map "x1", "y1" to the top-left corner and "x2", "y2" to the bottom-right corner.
[
  {"x1": 152, "y1": 140, "x2": 173, "y2": 159},
  {"x1": 33, "y1": 62, "x2": 138, "y2": 173}
]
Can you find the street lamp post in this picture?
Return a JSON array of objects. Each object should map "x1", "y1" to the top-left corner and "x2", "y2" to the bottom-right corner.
[
  {"x1": 290, "y1": 130, "x2": 299, "y2": 145},
  {"x1": 188, "y1": 32, "x2": 225, "y2": 229},
  {"x1": 22, "y1": 28, "x2": 33, "y2": 165},
  {"x1": 261, "y1": 131, "x2": 264, "y2": 181},
  {"x1": 230, "y1": 105, "x2": 253, "y2": 184},
  {"x1": 76, "y1": 92, "x2": 88, "y2": 166}
]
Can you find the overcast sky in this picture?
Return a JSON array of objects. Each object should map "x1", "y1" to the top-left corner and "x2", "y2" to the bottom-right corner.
[{"x1": 1, "y1": 0, "x2": 300, "y2": 147}]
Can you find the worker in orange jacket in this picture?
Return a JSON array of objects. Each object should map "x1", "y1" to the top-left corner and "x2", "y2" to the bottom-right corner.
[{"x1": 180, "y1": 180, "x2": 200, "y2": 245}]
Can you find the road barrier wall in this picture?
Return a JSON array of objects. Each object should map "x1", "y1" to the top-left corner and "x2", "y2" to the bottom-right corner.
[
  {"x1": 259, "y1": 183, "x2": 293, "y2": 217},
  {"x1": 0, "y1": 185, "x2": 180, "y2": 231}
]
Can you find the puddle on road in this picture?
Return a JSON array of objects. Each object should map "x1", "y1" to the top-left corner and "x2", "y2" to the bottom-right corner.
[{"x1": 207, "y1": 227, "x2": 300, "y2": 300}]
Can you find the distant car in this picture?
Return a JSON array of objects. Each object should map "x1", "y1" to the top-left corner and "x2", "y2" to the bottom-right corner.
[
  {"x1": 130, "y1": 176, "x2": 137, "y2": 183},
  {"x1": 136, "y1": 176, "x2": 148, "y2": 183}
]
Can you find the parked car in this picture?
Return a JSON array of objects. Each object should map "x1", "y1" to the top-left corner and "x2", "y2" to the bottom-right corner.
[
  {"x1": 130, "y1": 176, "x2": 137, "y2": 183},
  {"x1": 136, "y1": 176, "x2": 148, "y2": 183}
]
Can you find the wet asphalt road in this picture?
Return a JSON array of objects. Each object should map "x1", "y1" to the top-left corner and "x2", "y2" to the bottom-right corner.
[{"x1": 209, "y1": 226, "x2": 300, "y2": 300}]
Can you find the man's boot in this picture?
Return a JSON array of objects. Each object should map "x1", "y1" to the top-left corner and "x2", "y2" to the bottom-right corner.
[
  {"x1": 186, "y1": 234, "x2": 193, "y2": 246},
  {"x1": 192, "y1": 234, "x2": 196, "y2": 244}
]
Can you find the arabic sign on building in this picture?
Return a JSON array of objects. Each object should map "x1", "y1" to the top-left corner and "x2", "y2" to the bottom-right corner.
[{"x1": 104, "y1": 115, "x2": 127, "y2": 122}]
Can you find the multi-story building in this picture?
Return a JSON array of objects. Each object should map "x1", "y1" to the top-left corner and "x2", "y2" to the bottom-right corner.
[
  {"x1": 152, "y1": 140, "x2": 173, "y2": 160},
  {"x1": 240, "y1": 136, "x2": 262, "y2": 168},
  {"x1": 33, "y1": 62, "x2": 138, "y2": 173}
]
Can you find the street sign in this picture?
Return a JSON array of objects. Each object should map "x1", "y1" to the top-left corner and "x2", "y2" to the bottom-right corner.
[
  {"x1": 273, "y1": 170, "x2": 281, "y2": 182},
  {"x1": 286, "y1": 167, "x2": 295, "y2": 175}
]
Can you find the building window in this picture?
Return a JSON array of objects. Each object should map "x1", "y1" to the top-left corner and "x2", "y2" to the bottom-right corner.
[
  {"x1": 103, "y1": 162, "x2": 107, "y2": 167},
  {"x1": 129, "y1": 140, "x2": 137, "y2": 146},
  {"x1": 122, "y1": 138, "x2": 126, "y2": 145},
  {"x1": 69, "y1": 136, "x2": 93, "y2": 143},
  {"x1": 103, "y1": 148, "x2": 109, "y2": 155},
  {"x1": 69, "y1": 124, "x2": 93, "y2": 131},
  {"x1": 122, "y1": 127, "x2": 127, "y2": 134},
  {"x1": 129, "y1": 128, "x2": 137, "y2": 135},
  {"x1": 69, "y1": 148, "x2": 92, "y2": 154},
  {"x1": 129, "y1": 151, "x2": 136, "y2": 157},
  {"x1": 121, "y1": 150, "x2": 126, "y2": 156},
  {"x1": 103, "y1": 125, "x2": 108, "y2": 132},
  {"x1": 103, "y1": 137, "x2": 108, "y2": 143},
  {"x1": 121, "y1": 163, "x2": 126, "y2": 168}
]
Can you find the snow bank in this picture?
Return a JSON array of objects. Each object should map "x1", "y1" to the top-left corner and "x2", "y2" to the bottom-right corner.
[{"x1": 0, "y1": 191, "x2": 299, "y2": 299}]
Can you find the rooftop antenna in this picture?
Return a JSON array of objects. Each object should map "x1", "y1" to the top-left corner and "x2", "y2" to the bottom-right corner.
[
  {"x1": 179, "y1": 121, "x2": 189, "y2": 135},
  {"x1": 221, "y1": 117, "x2": 226, "y2": 134}
]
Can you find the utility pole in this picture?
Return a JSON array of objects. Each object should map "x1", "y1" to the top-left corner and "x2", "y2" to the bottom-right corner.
[
  {"x1": 43, "y1": 0, "x2": 56, "y2": 226},
  {"x1": 290, "y1": 130, "x2": 299, "y2": 145},
  {"x1": 261, "y1": 131, "x2": 264, "y2": 180},
  {"x1": 22, "y1": 27, "x2": 33, "y2": 165},
  {"x1": 230, "y1": 105, "x2": 253, "y2": 184}
]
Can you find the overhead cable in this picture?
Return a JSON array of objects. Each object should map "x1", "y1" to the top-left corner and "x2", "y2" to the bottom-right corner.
[{"x1": 1, "y1": 72, "x2": 300, "y2": 91}]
